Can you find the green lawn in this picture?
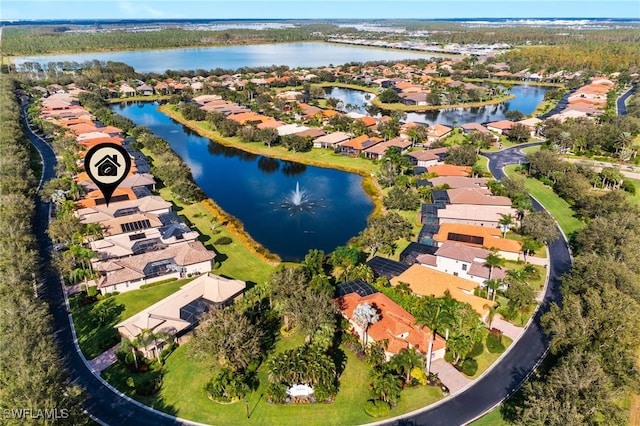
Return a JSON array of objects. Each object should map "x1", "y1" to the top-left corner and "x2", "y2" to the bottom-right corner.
[
  {"x1": 469, "y1": 336, "x2": 513, "y2": 380},
  {"x1": 469, "y1": 406, "x2": 509, "y2": 426},
  {"x1": 157, "y1": 186, "x2": 276, "y2": 286},
  {"x1": 504, "y1": 165, "x2": 584, "y2": 237},
  {"x1": 71, "y1": 278, "x2": 195, "y2": 359},
  {"x1": 108, "y1": 332, "x2": 445, "y2": 425},
  {"x1": 623, "y1": 177, "x2": 640, "y2": 207}
]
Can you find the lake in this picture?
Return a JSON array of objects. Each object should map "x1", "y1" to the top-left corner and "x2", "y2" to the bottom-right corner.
[
  {"x1": 113, "y1": 102, "x2": 374, "y2": 262},
  {"x1": 326, "y1": 84, "x2": 550, "y2": 126},
  {"x1": 13, "y1": 42, "x2": 440, "y2": 73}
]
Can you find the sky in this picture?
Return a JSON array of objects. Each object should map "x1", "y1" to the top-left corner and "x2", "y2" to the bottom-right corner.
[{"x1": 2, "y1": 0, "x2": 639, "y2": 21}]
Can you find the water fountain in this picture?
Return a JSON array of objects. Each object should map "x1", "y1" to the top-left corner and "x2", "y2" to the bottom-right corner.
[{"x1": 278, "y1": 182, "x2": 323, "y2": 216}]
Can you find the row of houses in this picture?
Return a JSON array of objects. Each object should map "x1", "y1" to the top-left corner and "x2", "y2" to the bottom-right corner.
[
  {"x1": 335, "y1": 165, "x2": 524, "y2": 362},
  {"x1": 41, "y1": 92, "x2": 222, "y2": 295},
  {"x1": 39, "y1": 91, "x2": 248, "y2": 357}
]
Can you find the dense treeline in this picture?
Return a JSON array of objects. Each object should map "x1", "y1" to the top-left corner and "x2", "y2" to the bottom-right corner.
[
  {"x1": 500, "y1": 149, "x2": 640, "y2": 424},
  {"x1": 500, "y1": 42, "x2": 640, "y2": 75},
  {"x1": 1, "y1": 24, "x2": 333, "y2": 56},
  {"x1": 0, "y1": 76, "x2": 87, "y2": 424}
]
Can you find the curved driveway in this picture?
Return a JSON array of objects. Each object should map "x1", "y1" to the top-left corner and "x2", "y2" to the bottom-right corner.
[
  {"x1": 27, "y1": 99, "x2": 570, "y2": 425},
  {"x1": 388, "y1": 142, "x2": 572, "y2": 425}
]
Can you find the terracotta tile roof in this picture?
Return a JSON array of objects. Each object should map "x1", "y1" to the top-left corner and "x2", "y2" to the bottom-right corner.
[
  {"x1": 390, "y1": 264, "x2": 496, "y2": 318},
  {"x1": 486, "y1": 120, "x2": 515, "y2": 130},
  {"x1": 77, "y1": 136, "x2": 124, "y2": 148},
  {"x1": 433, "y1": 223, "x2": 522, "y2": 254},
  {"x1": 339, "y1": 292, "x2": 446, "y2": 356},
  {"x1": 342, "y1": 135, "x2": 382, "y2": 150},
  {"x1": 227, "y1": 112, "x2": 274, "y2": 125},
  {"x1": 76, "y1": 187, "x2": 138, "y2": 208},
  {"x1": 427, "y1": 164, "x2": 471, "y2": 177},
  {"x1": 357, "y1": 116, "x2": 378, "y2": 127}
]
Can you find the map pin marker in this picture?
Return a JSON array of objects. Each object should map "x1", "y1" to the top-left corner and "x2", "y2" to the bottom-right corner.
[{"x1": 84, "y1": 143, "x2": 132, "y2": 207}]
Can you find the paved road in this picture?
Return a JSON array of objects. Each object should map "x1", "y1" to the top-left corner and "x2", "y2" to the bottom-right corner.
[
  {"x1": 384, "y1": 143, "x2": 572, "y2": 426},
  {"x1": 617, "y1": 84, "x2": 637, "y2": 115},
  {"x1": 27, "y1": 100, "x2": 570, "y2": 426},
  {"x1": 23, "y1": 105, "x2": 186, "y2": 426}
]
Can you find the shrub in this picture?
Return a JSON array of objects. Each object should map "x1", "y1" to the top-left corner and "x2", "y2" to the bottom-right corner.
[
  {"x1": 214, "y1": 236, "x2": 233, "y2": 245},
  {"x1": 205, "y1": 368, "x2": 254, "y2": 403},
  {"x1": 468, "y1": 340, "x2": 485, "y2": 358},
  {"x1": 460, "y1": 358, "x2": 478, "y2": 376},
  {"x1": 86, "y1": 286, "x2": 98, "y2": 297},
  {"x1": 444, "y1": 350, "x2": 454, "y2": 363},
  {"x1": 266, "y1": 382, "x2": 288, "y2": 404},
  {"x1": 135, "y1": 373, "x2": 163, "y2": 395},
  {"x1": 410, "y1": 366, "x2": 428, "y2": 385},
  {"x1": 364, "y1": 399, "x2": 391, "y2": 417},
  {"x1": 486, "y1": 332, "x2": 506, "y2": 354},
  {"x1": 621, "y1": 180, "x2": 636, "y2": 195}
]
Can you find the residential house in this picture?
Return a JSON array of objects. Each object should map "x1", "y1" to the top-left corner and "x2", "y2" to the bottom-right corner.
[
  {"x1": 428, "y1": 176, "x2": 488, "y2": 189},
  {"x1": 363, "y1": 137, "x2": 412, "y2": 160},
  {"x1": 437, "y1": 204, "x2": 518, "y2": 228},
  {"x1": 337, "y1": 291, "x2": 447, "y2": 362},
  {"x1": 75, "y1": 195, "x2": 172, "y2": 225},
  {"x1": 517, "y1": 118, "x2": 543, "y2": 137},
  {"x1": 339, "y1": 135, "x2": 382, "y2": 156},
  {"x1": 90, "y1": 241, "x2": 216, "y2": 294},
  {"x1": 406, "y1": 147, "x2": 448, "y2": 167},
  {"x1": 433, "y1": 223, "x2": 522, "y2": 260},
  {"x1": 427, "y1": 164, "x2": 472, "y2": 177},
  {"x1": 115, "y1": 273, "x2": 246, "y2": 357},
  {"x1": 420, "y1": 242, "x2": 506, "y2": 285},
  {"x1": 425, "y1": 124, "x2": 453, "y2": 143},
  {"x1": 446, "y1": 188, "x2": 513, "y2": 206},
  {"x1": 486, "y1": 120, "x2": 516, "y2": 135},
  {"x1": 313, "y1": 131, "x2": 351, "y2": 149},
  {"x1": 390, "y1": 264, "x2": 497, "y2": 322}
]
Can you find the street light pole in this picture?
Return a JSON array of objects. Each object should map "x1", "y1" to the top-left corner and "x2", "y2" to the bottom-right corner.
[{"x1": 245, "y1": 399, "x2": 249, "y2": 419}]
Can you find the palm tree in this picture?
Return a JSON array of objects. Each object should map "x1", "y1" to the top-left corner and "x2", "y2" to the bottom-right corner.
[
  {"x1": 414, "y1": 297, "x2": 453, "y2": 375},
  {"x1": 520, "y1": 238, "x2": 540, "y2": 263},
  {"x1": 483, "y1": 250, "x2": 505, "y2": 282},
  {"x1": 352, "y1": 302, "x2": 380, "y2": 350},
  {"x1": 369, "y1": 369, "x2": 402, "y2": 405},
  {"x1": 391, "y1": 348, "x2": 424, "y2": 384},
  {"x1": 485, "y1": 278, "x2": 503, "y2": 302},
  {"x1": 498, "y1": 214, "x2": 515, "y2": 238}
]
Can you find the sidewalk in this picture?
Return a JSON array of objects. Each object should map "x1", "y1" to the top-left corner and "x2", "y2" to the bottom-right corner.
[{"x1": 87, "y1": 343, "x2": 120, "y2": 373}]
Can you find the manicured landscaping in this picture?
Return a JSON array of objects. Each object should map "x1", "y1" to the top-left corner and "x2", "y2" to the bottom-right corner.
[
  {"x1": 469, "y1": 406, "x2": 509, "y2": 426},
  {"x1": 504, "y1": 165, "x2": 585, "y2": 237},
  {"x1": 156, "y1": 186, "x2": 277, "y2": 285},
  {"x1": 159, "y1": 105, "x2": 378, "y2": 177},
  {"x1": 70, "y1": 278, "x2": 194, "y2": 359},
  {"x1": 468, "y1": 336, "x2": 513, "y2": 380},
  {"x1": 115, "y1": 332, "x2": 445, "y2": 425}
]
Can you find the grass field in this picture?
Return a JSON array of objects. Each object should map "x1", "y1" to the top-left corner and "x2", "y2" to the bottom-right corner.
[
  {"x1": 103, "y1": 331, "x2": 445, "y2": 426},
  {"x1": 504, "y1": 165, "x2": 584, "y2": 238},
  {"x1": 469, "y1": 407, "x2": 509, "y2": 426}
]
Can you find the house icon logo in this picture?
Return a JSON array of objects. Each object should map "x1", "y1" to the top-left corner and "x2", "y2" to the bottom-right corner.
[{"x1": 95, "y1": 154, "x2": 121, "y2": 177}]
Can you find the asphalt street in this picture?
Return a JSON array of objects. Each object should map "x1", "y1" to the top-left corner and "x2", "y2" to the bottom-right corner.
[
  {"x1": 386, "y1": 143, "x2": 572, "y2": 426},
  {"x1": 23, "y1": 105, "x2": 185, "y2": 426},
  {"x1": 26, "y1": 101, "x2": 570, "y2": 426}
]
